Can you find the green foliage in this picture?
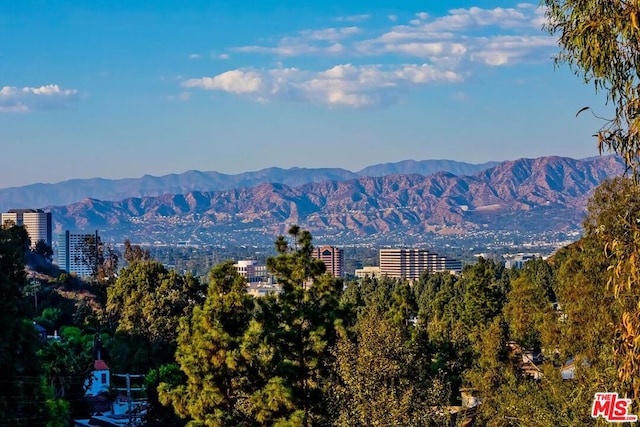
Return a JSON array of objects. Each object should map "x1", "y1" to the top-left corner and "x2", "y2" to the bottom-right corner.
[
  {"x1": 544, "y1": 0, "x2": 640, "y2": 175},
  {"x1": 44, "y1": 386, "x2": 70, "y2": 427},
  {"x1": 111, "y1": 220, "x2": 640, "y2": 424},
  {"x1": 38, "y1": 326, "x2": 95, "y2": 418},
  {"x1": 332, "y1": 309, "x2": 449, "y2": 427},
  {"x1": 124, "y1": 238, "x2": 151, "y2": 264},
  {"x1": 0, "y1": 224, "x2": 57, "y2": 426},
  {"x1": 502, "y1": 273, "x2": 554, "y2": 351},
  {"x1": 578, "y1": 177, "x2": 640, "y2": 400},
  {"x1": 33, "y1": 239, "x2": 54, "y2": 261},
  {"x1": 458, "y1": 258, "x2": 510, "y2": 334},
  {"x1": 106, "y1": 260, "x2": 206, "y2": 372},
  {"x1": 77, "y1": 233, "x2": 102, "y2": 280},
  {"x1": 158, "y1": 261, "x2": 257, "y2": 426},
  {"x1": 146, "y1": 364, "x2": 186, "y2": 426},
  {"x1": 543, "y1": 11, "x2": 640, "y2": 406},
  {"x1": 35, "y1": 308, "x2": 63, "y2": 333},
  {"x1": 462, "y1": 217, "x2": 619, "y2": 425},
  {"x1": 264, "y1": 227, "x2": 343, "y2": 426},
  {"x1": 159, "y1": 228, "x2": 344, "y2": 426},
  {"x1": 388, "y1": 281, "x2": 417, "y2": 327},
  {"x1": 463, "y1": 316, "x2": 512, "y2": 412},
  {"x1": 72, "y1": 299, "x2": 101, "y2": 330}
]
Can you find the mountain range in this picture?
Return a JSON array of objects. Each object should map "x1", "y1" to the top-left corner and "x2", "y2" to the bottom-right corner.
[
  {"x1": 38, "y1": 155, "x2": 626, "y2": 246},
  {"x1": 0, "y1": 159, "x2": 499, "y2": 212}
]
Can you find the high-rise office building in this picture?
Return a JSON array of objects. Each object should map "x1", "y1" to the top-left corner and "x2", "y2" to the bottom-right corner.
[
  {"x1": 57, "y1": 230, "x2": 100, "y2": 277},
  {"x1": 313, "y1": 246, "x2": 344, "y2": 278},
  {"x1": 379, "y1": 248, "x2": 462, "y2": 279},
  {"x1": 1, "y1": 209, "x2": 52, "y2": 248}
]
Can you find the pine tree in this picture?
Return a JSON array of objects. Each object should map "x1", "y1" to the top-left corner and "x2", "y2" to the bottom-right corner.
[
  {"x1": 158, "y1": 261, "x2": 257, "y2": 426},
  {"x1": 263, "y1": 227, "x2": 342, "y2": 426}
]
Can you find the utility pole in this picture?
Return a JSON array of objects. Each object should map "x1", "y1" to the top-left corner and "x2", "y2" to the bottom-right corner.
[{"x1": 27, "y1": 278, "x2": 40, "y2": 311}]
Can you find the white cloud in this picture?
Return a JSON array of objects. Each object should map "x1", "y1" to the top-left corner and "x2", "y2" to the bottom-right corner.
[
  {"x1": 394, "y1": 64, "x2": 462, "y2": 84},
  {"x1": 335, "y1": 14, "x2": 371, "y2": 23},
  {"x1": 183, "y1": 3, "x2": 556, "y2": 108},
  {"x1": 383, "y1": 41, "x2": 466, "y2": 58},
  {"x1": 419, "y1": 5, "x2": 535, "y2": 32},
  {"x1": 300, "y1": 26, "x2": 361, "y2": 42},
  {"x1": 0, "y1": 84, "x2": 79, "y2": 113},
  {"x1": 372, "y1": 4, "x2": 545, "y2": 42},
  {"x1": 168, "y1": 92, "x2": 191, "y2": 101},
  {"x1": 188, "y1": 53, "x2": 201, "y2": 60},
  {"x1": 217, "y1": 53, "x2": 230, "y2": 60},
  {"x1": 327, "y1": 43, "x2": 345, "y2": 54},
  {"x1": 452, "y1": 91, "x2": 468, "y2": 101},
  {"x1": 0, "y1": 104, "x2": 29, "y2": 113},
  {"x1": 234, "y1": 45, "x2": 310, "y2": 56},
  {"x1": 351, "y1": 4, "x2": 554, "y2": 67},
  {"x1": 230, "y1": 3, "x2": 553, "y2": 67},
  {"x1": 182, "y1": 63, "x2": 461, "y2": 109},
  {"x1": 470, "y1": 35, "x2": 557, "y2": 66},
  {"x1": 233, "y1": 26, "x2": 362, "y2": 56},
  {"x1": 183, "y1": 70, "x2": 264, "y2": 94}
]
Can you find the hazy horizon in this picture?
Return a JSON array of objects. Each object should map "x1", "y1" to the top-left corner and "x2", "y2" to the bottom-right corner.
[{"x1": 0, "y1": 153, "x2": 608, "y2": 190}]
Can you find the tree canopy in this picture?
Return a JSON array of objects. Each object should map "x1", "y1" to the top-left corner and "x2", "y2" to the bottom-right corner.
[
  {"x1": 544, "y1": 0, "x2": 640, "y2": 175},
  {"x1": 0, "y1": 224, "x2": 63, "y2": 426}
]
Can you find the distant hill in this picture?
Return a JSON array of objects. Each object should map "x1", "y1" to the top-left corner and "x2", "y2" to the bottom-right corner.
[
  {"x1": 0, "y1": 160, "x2": 499, "y2": 212},
  {"x1": 357, "y1": 159, "x2": 499, "y2": 177},
  {"x1": 46, "y1": 155, "x2": 626, "y2": 245}
]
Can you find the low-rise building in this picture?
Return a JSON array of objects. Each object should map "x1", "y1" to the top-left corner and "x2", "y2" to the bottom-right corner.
[
  {"x1": 354, "y1": 266, "x2": 382, "y2": 279},
  {"x1": 504, "y1": 253, "x2": 541, "y2": 269},
  {"x1": 234, "y1": 260, "x2": 272, "y2": 283}
]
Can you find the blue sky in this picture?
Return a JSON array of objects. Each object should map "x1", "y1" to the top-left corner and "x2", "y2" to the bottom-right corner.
[{"x1": 0, "y1": 1, "x2": 610, "y2": 188}]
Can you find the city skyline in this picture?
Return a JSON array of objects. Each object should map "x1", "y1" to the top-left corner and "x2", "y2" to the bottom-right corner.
[{"x1": 0, "y1": 1, "x2": 609, "y2": 188}]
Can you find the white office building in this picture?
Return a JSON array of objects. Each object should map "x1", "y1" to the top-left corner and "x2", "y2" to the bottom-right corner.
[
  {"x1": 1, "y1": 209, "x2": 52, "y2": 248},
  {"x1": 379, "y1": 248, "x2": 462, "y2": 279},
  {"x1": 57, "y1": 230, "x2": 100, "y2": 277},
  {"x1": 234, "y1": 260, "x2": 271, "y2": 283}
]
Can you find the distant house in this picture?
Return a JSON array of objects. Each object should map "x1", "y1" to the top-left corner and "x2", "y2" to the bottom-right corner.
[
  {"x1": 33, "y1": 323, "x2": 47, "y2": 342},
  {"x1": 75, "y1": 360, "x2": 148, "y2": 427},
  {"x1": 449, "y1": 388, "x2": 481, "y2": 427},
  {"x1": 560, "y1": 357, "x2": 591, "y2": 380},
  {"x1": 85, "y1": 359, "x2": 110, "y2": 397},
  {"x1": 506, "y1": 341, "x2": 543, "y2": 380},
  {"x1": 561, "y1": 359, "x2": 575, "y2": 380}
]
